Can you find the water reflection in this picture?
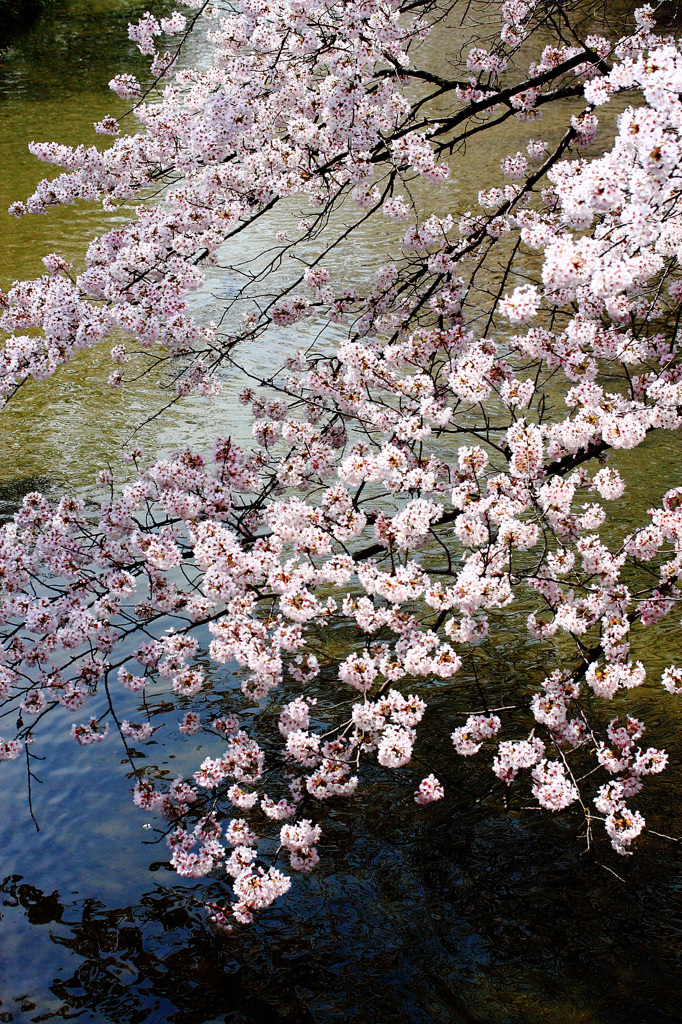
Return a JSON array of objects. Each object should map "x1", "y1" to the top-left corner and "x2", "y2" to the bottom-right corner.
[
  {"x1": 0, "y1": 474, "x2": 55, "y2": 523},
  {"x1": 2, "y1": 798, "x2": 681, "y2": 1024}
]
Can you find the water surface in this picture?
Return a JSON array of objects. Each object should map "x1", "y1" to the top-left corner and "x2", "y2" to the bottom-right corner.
[{"x1": 0, "y1": 3, "x2": 681, "y2": 1022}]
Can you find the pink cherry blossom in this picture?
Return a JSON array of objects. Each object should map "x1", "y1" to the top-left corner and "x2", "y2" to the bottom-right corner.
[{"x1": 2, "y1": 0, "x2": 682, "y2": 924}]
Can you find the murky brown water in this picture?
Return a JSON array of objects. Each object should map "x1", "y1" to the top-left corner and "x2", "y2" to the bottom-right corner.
[{"x1": 0, "y1": 3, "x2": 681, "y2": 1022}]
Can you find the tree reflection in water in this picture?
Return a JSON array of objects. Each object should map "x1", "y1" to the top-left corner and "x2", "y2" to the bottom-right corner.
[{"x1": 2, "y1": 800, "x2": 681, "y2": 1024}]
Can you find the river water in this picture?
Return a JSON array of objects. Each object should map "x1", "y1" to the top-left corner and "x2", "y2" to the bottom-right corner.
[{"x1": 0, "y1": 2, "x2": 681, "y2": 1021}]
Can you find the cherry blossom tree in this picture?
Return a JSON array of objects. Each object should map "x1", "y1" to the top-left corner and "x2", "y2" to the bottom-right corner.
[{"x1": 2, "y1": 0, "x2": 682, "y2": 928}]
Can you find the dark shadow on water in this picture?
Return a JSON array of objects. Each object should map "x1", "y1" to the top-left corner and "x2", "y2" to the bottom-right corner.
[
  {"x1": 0, "y1": 475, "x2": 54, "y2": 523},
  {"x1": 1, "y1": 797, "x2": 681, "y2": 1024},
  {"x1": 0, "y1": 0, "x2": 177, "y2": 101}
]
